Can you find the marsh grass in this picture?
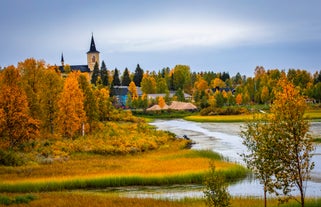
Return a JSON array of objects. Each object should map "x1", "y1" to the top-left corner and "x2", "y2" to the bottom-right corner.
[{"x1": 3, "y1": 192, "x2": 321, "y2": 207}]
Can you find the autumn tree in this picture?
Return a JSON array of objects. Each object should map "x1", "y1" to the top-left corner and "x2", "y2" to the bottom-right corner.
[
  {"x1": 0, "y1": 66, "x2": 39, "y2": 149},
  {"x1": 95, "y1": 88, "x2": 112, "y2": 121},
  {"x1": 38, "y1": 67, "x2": 63, "y2": 134},
  {"x1": 121, "y1": 67, "x2": 131, "y2": 86},
  {"x1": 158, "y1": 96, "x2": 166, "y2": 109},
  {"x1": 156, "y1": 77, "x2": 168, "y2": 93},
  {"x1": 235, "y1": 93, "x2": 242, "y2": 105},
  {"x1": 141, "y1": 73, "x2": 156, "y2": 94},
  {"x1": 56, "y1": 72, "x2": 86, "y2": 138},
  {"x1": 242, "y1": 76, "x2": 314, "y2": 207},
  {"x1": 211, "y1": 78, "x2": 226, "y2": 89},
  {"x1": 18, "y1": 58, "x2": 46, "y2": 121},
  {"x1": 128, "y1": 81, "x2": 138, "y2": 100},
  {"x1": 78, "y1": 73, "x2": 98, "y2": 132},
  {"x1": 260, "y1": 86, "x2": 270, "y2": 104}
]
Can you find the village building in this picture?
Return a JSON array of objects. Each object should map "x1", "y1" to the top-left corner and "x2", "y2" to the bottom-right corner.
[{"x1": 59, "y1": 34, "x2": 100, "y2": 76}]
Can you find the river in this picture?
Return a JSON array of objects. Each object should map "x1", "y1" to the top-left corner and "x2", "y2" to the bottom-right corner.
[{"x1": 113, "y1": 119, "x2": 320, "y2": 199}]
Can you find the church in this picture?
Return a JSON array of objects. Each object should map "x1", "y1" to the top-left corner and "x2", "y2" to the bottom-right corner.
[{"x1": 59, "y1": 34, "x2": 100, "y2": 74}]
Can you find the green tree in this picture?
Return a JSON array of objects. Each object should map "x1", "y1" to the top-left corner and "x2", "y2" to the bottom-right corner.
[
  {"x1": 121, "y1": 67, "x2": 131, "y2": 86},
  {"x1": 175, "y1": 88, "x2": 185, "y2": 102},
  {"x1": 156, "y1": 77, "x2": 168, "y2": 93},
  {"x1": 91, "y1": 62, "x2": 100, "y2": 85},
  {"x1": 172, "y1": 65, "x2": 191, "y2": 92},
  {"x1": 0, "y1": 66, "x2": 40, "y2": 149},
  {"x1": 112, "y1": 68, "x2": 121, "y2": 86},
  {"x1": 133, "y1": 64, "x2": 144, "y2": 87},
  {"x1": 100, "y1": 61, "x2": 109, "y2": 87},
  {"x1": 203, "y1": 162, "x2": 231, "y2": 207}
]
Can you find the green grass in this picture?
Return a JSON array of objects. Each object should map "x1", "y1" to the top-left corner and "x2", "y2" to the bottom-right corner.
[{"x1": 184, "y1": 114, "x2": 254, "y2": 122}]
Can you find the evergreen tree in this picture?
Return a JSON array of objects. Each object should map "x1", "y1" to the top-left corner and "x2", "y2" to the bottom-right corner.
[
  {"x1": 100, "y1": 61, "x2": 109, "y2": 87},
  {"x1": 112, "y1": 68, "x2": 121, "y2": 86},
  {"x1": 91, "y1": 62, "x2": 100, "y2": 85},
  {"x1": 121, "y1": 67, "x2": 131, "y2": 86},
  {"x1": 133, "y1": 64, "x2": 144, "y2": 87}
]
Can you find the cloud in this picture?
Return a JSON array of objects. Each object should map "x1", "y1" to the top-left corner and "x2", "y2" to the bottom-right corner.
[{"x1": 99, "y1": 17, "x2": 276, "y2": 53}]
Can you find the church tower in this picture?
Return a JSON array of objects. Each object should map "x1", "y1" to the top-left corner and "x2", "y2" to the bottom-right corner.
[{"x1": 87, "y1": 34, "x2": 100, "y2": 71}]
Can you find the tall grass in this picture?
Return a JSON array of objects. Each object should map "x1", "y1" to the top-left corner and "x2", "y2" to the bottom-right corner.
[{"x1": 0, "y1": 165, "x2": 248, "y2": 193}]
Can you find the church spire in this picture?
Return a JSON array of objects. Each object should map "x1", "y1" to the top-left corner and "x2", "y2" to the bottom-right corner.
[
  {"x1": 61, "y1": 52, "x2": 64, "y2": 66},
  {"x1": 87, "y1": 33, "x2": 99, "y2": 53}
]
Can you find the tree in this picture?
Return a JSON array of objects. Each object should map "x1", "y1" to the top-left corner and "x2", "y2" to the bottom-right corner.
[
  {"x1": 260, "y1": 86, "x2": 270, "y2": 104},
  {"x1": 141, "y1": 73, "x2": 156, "y2": 94},
  {"x1": 95, "y1": 88, "x2": 112, "y2": 121},
  {"x1": 56, "y1": 72, "x2": 86, "y2": 138},
  {"x1": 128, "y1": 81, "x2": 138, "y2": 100},
  {"x1": 211, "y1": 78, "x2": 226, "y2": 89},
  {"x1": 39, "y1": 67, "x2": 63, "y2": 134},
  {"x1": 241, "y1": 115, "x2": 276, "y2": 207},
  {"x1": 172, "y1": 65, "x2": 191, "y2": 92},
  {"x1": 78, "y1": 74, "x2": 98, "y2": 132},
  {"x1": 156, "y1": 77, "x2": 168, "y2": 93},
  {"x1": 158, "y1": 96, "x2": 166, "y2": 109},
  {"x1": 0, "y1": 66, "x2": 39, "y2": 149},
  {"x1": 241, "y1": 76, "x2": 314, "y2": 207},
  {"x1": 175, "y1": 88, "x2": 185, "y2": 102},
  {"x1": 91, "y1": 62, "x2": 100, "y2": 85},
  {"x1": 203, "y1": 162, "x2": 231, "y2": 207},
  {"x1": 235, "y1": 93, "x2": 242, "y2": 105},
  {"x1": 100, "y1": 61, "x2": 109, "y2": 87},
  {"x1": 121, "y1": 67, "x2": 131, "y2": 86},
  {"x1": 133, "y1": 64, "x2": 144, "y2": 87},
  {"x1": 112, "y1": 68, "x2": 121, "y2": 86}
]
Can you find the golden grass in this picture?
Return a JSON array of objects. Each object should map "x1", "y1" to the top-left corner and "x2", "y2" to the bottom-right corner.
[
  {"x1": 0, "y1": 143, "x2": 239, "y2": 190},
  {"x1": 184, "y1": 114, "x2": 254, "y2": 122},
  {"x1": 3, "y1": 192, "x2": 321, "y2": 207}
]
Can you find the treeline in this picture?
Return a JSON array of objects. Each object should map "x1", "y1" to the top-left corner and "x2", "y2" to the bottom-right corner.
[
  {"x1": 0, "y1": 59, "x2": 139, "y2": 151},
  {"x1": 90, "y1": 62, "x2": 321, "y2": 109},
  {"x1": 1, "y1": 58, "x2": 321, "y2": 149}
]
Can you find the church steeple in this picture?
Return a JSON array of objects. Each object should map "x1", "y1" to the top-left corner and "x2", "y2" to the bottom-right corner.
[
  {"x1": 87, "y1": 33, "x2": 100, "y2": 71},
  {"x1": 87, "y1": 33, "x2": 99, "y2": 53},
  {"x1": 61, "y1": 52, "x2": 64, "y2": 66}
]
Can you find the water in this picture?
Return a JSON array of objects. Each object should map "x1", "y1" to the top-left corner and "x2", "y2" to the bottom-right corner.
[{"x1": 95, "y1": 119, "x2": 321, "y2": 199}]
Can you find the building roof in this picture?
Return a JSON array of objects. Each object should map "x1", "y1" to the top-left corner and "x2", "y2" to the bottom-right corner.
[
  {"x1": 59, "y1": 65, "x2": 90, "y2": 73},
  {"x1": 87, "y1": 34, "x2": 99, "y2": 54}
]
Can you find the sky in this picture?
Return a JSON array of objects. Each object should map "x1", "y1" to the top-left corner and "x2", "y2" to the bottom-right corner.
[{"x1": 1, "y1": 0, "x2": 321, "y2": 76}]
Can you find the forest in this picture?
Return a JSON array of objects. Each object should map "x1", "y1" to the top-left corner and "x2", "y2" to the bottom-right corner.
[{"x1": 1, "y1": 58, "x2": 321, "y2": 149}]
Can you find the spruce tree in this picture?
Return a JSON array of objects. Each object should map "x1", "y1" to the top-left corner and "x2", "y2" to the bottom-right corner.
[
  {"x1": 91, "y1": 62, "x2": 100, "y2": 85},
  {"x1": 112, "y1": 68, "x2": 121, "y2": 86},
  {"x1": 133, "y1": 64, "x2": 144, "y2": 87},
  {"x1": 121, "y1": 67, "x2": 131, "y2": 86},
  {"x1": 100, "y1": 60, "x2": 109, "y2": 87}
]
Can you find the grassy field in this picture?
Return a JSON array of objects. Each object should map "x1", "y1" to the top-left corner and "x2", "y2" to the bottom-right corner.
[
  {"x1": 0, "y1": 144, "x2": 247, "y2": 193},
  {"x1": 2, "y1": 192, "x2": 321, "y2": 207},
  {"x1": 185, "y1": 110, "x2": 321, "y2": 123}
]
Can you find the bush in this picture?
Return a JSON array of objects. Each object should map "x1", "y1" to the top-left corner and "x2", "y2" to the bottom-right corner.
[
  {"x1": 0, "y1": 150, "x2": 25, "y2": 166},
  {"x1": 0, "y1": 194, "x2": 36, "y2": 205}
]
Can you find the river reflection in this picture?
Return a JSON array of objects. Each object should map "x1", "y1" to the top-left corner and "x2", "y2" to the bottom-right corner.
[
  {"x1": 93, "y1": 119, "x2": 321, "y2": 199},
  {"x1": 147, "y1": 119, "x2": 321, "y2": 198}
]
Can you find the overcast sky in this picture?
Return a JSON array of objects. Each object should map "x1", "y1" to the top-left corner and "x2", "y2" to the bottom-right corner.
[{"x1": 1, "y1": 0, "x2": 321, "y2": 76}]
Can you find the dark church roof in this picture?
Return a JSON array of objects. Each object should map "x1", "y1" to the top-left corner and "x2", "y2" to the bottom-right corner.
[
  {"x1": 59, "y1": 65, "x2": 90, "y2": 73},
  {"x1": 87, "y1": 34, "x2": 99, "y2": 54}
]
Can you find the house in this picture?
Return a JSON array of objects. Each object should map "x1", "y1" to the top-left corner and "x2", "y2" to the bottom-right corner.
[
  {"x1": 147, "y1": 91, "x2": 192, "y2": 101},
  {"x1": 111, "y1": 86, "x2": 143, "y2": 107}
]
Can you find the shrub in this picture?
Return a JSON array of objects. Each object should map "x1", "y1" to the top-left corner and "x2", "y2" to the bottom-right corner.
[{"x1": 0, "y1": 150, "x2": 25, "y2": 166}]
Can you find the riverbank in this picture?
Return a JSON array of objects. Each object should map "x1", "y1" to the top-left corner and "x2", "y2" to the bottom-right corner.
[
  {"x1": 0, "y1": 143, "x2": 247, "y2": 193},
  {"x1": 2, "y1": 192, "x2": 321, "y2": 207},
  {"x1": 184, "y1": 110, "x2": 321, "y2": 122}
]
